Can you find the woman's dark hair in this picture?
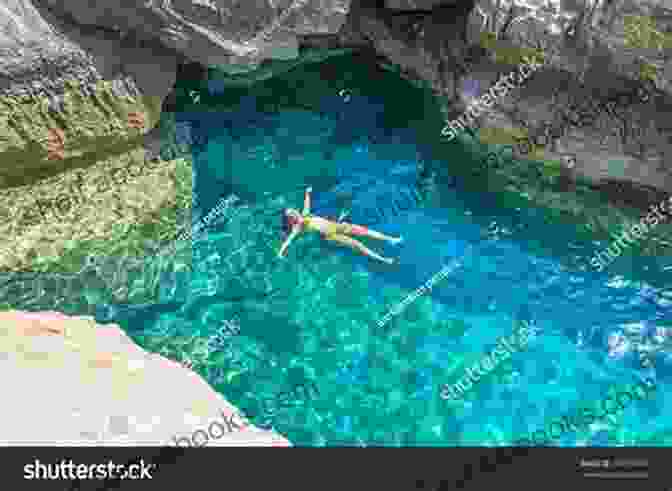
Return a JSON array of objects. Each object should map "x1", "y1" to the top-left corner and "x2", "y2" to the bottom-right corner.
[
  {"x1": 282, "y1": 210, "x2": 303, "y2": 236},
  {"x1": 281, "y1": 208, "x2": 305, "y2": 236}
]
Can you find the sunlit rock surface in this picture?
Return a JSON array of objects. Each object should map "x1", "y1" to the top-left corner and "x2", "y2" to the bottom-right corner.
[{"x1": 0, "y1": 311, "x2": 290, "y2": 445}]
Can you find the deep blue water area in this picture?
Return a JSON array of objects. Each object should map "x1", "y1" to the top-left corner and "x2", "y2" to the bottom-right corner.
[{"x1": 96, "y1": 53, "x2": 671, "y2": 446}]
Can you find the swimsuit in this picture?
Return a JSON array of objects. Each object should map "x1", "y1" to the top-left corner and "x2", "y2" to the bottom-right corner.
[{"x1": 303, "y1": 214, "x2": 346, "y2": 238}]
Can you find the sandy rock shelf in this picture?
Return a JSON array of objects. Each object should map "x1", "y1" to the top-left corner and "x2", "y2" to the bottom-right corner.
[{"x1": 0, "y1": 311, "x2": 291, "y2": 446}]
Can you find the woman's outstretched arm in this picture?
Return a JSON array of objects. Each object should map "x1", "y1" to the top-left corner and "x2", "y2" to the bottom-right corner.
[
  {"x1": 278, "y1": 228, "x2": 300, "y2": 258},
  {"x1": 302, "y1": 187, "x2": 312, "y2": 215}
]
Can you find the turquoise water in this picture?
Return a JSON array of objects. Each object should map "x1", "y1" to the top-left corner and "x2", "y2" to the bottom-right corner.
[{"x1": 98, "y1": 54, "x2": 672, "y2": 446}]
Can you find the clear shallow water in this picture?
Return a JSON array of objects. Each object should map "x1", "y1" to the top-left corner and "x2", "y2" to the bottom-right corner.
[{"x1": 95, "y1": 57, "x2": 672, "y2": 446}]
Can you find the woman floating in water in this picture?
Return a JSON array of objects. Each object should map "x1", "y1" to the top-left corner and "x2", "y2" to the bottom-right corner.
[{"x1": 278, "y1": 187, "x2": 403, "y2": 264}]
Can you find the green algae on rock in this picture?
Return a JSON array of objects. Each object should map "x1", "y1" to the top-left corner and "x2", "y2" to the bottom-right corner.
[
  {"x1": 0, "y1": 72, "x2": 193, "y2": 296},
  {"x1": 624, "y1": 15, "x2": 672, "y2": 51},
  {"x1": 207, "y1": 48, "x2": 356, "y2": 89},
  {"x1": 0, "y1": 80, "x2": 162, "y2": 182},
  {"x1": 478, "y1": 32, "x2": 546, "y2": 66}
]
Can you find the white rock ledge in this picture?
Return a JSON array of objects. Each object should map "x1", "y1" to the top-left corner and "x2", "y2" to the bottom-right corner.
[{"x1": 0, "y1": 311, "x2": 291, "y2": 446}]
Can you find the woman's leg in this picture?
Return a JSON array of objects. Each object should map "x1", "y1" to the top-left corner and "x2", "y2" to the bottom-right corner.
[
  {"x1": 342, "y1": 223, "x2": 402, "y2": 244},
  {"x1": 328, "y1": 234, "x2": 395, "y2": 264}
]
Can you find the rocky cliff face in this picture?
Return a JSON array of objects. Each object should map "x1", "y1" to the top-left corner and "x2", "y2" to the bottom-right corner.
[
  {"x1": 43, "y1": 0, "x2": 350, "y2": 69},
  {"x1": 0, "y1": 0, "x2": 175, "y2": 169},
  {"x1": 348, "y1": 0, "x2": 672, "y2": 195}
]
